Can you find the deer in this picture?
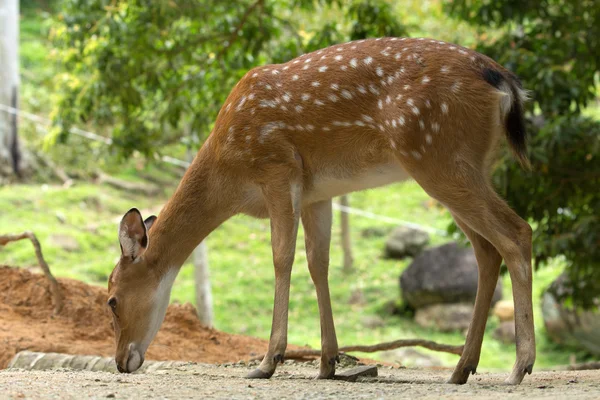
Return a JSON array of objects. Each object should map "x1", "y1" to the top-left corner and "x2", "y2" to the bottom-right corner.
[{"x1": 107, "y1": 36, "x2": 535, "y2": 385}]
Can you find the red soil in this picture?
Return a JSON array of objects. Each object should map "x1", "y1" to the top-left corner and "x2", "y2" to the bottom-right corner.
[{"x1": 0, "y1": 265, "x2": 278, "y2": 369}]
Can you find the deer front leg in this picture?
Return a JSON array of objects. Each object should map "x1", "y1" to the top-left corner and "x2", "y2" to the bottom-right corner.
[
  {"x1": 301, "y1": 200, "x2": 339, "y2": 379},
  {"x1": 246, "y1": 181, "x2": 301, "y2": 379}
]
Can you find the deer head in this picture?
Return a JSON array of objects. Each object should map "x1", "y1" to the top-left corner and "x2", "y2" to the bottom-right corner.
[{"x1": 107, "y1": 208, "x2": 173, "y2": 373}]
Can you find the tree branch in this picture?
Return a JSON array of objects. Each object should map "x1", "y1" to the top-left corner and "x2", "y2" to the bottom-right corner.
[
  {"x1": 0, "y1": 232, "x2": 63, "y2": 313},
  {"x1": 251, "y1": 339, "x2": 463, "y2": 361}
]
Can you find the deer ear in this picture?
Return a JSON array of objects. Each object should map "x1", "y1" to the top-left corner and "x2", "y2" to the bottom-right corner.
[
  {"x1": 119, "y1": 208, "x2": 148, "y2": 260},
  {"x1": 144, "y1": 215, "x2": 157, "y2": 230}
]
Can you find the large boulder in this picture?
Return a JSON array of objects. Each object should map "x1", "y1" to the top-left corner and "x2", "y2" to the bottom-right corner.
[
  {"x1": 400, "y1": 242, "x2": 502, "y2": 309},
  {"x1": 542, "y1": 274, "x2": 600, "y2": 355},
  {"x1": 414, "y1": 302, "x2": 473, "y2": 332},
  {"x1": 384, "y1": 226, "x2": 430, "y2": 259}
]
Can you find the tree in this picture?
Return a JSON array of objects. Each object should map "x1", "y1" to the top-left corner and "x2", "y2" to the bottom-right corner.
[
  {"x1": 0, "y1": 0, "x2": 21, "y2": 178},
  {"x1": 445, "y1": 0, "x2": 600, "y2": 307},
  {"x1": 48, "y1": 0, "x2": 408, "y2": 157}
]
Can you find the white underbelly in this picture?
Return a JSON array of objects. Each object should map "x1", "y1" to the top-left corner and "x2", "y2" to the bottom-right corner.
[{"x1": 303, "y1": 162, "x2": 411, "y2": 205}]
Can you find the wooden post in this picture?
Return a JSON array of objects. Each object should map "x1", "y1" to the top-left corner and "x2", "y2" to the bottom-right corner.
[
  {"x1": 193, "y1": 240, "x2": 214, "y2": 327},
  {"x1": 0, "y1": 0, "x2": 21, "y2": 177},
  {"x1": 340, "y1": 194, "x2": 353, "y2": 273},
  {"x1": 187, "y1": 131, "x2": 214, "y2": 328}
]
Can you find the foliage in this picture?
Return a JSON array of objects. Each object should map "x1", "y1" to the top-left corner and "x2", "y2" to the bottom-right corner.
[
  {"x1": 446, "y1": 0, "x2": 600, "y2": 307},
  {"x1": 49, "y1": 0, "x2": 408, "y2": 158}
]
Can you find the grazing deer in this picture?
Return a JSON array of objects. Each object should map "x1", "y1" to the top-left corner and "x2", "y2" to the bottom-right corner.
[{"x1": 107, "y1": 37, "x2": 534, "y2": 384}]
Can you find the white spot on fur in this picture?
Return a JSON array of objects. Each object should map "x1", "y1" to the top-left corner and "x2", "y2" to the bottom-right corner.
[
  {"x1": 329, "y1": 94, "x2": 339, "y2": 102},
  {"x1": 426, "y1": 134, "x2": 433, "y2": 144},
  {"x1": 431, "y1": 122, "x2": 440, "y2": 133},
  {"x1": 252, "y1": 73, "x2": 259, "y2": 78},
  {"x1": 398, "y1": 116, "x2": 406, "y2": 126},
  {"x1": 369, "y1": 84, "x2": 380, "y2": 95},
  {"x1": 376, "y1": 66, "x2": 384, "y2": 76},
  {"x1": 378, "y1": 99, "x2": 383, "y2": 109},
  {"x1": 295, "y1": 105, "x2": 303, "y2": 113},
  {"x1": 441, "y1": 102, "x2": 449, "y2": 114},
  {"x1": 282, "y1": 93, "x2": 291, "y2": 102},
  {"x1": 357, "y1": 85, "x2": 367, "y2": 94},
  {"x1": 355, "y1": 120, "x2": 365, "y2": 127},
  {"x1": 451, "y1": 81, "x2": 462, "y2": 93},
  {"x1": 364, "y1": 56, "x2": 373, "y2": 65},
  {"x1": 312, "y1": 81, "x2": 320, "y2": 87},
  {"x1": 305, "y1": 58, "x2": 312, "y2": 64},
  {"x1": 314, "y1": 99, "x2": 325, "y2": 106},
  {"x1": 265, "y1": 84, "x2": 272, "y2": 90},
  {"x1": 425, "y1": 99, "x2": 431, "y2": 109},
  {"x1": 318, "y1": 66, "x2": 328, "y2": 72},
  {"x1": 350, "y1": 58, "x2": 358, "y2": 68},
  {"x1": 419, "y1": 119, "x2": 425, "y2": 130},
  {"x1": 301, "y1": 93, "x2": 311, "y2": 101},
  {"x1": 248, "y1": 93, "x2": 256, "y2": 100},
  {"x1": 386, "y1": 95, "x2": 391, "y2": 104},
  {"x1": 272, "y1": 70, "x2": 280, "y2": 75},
  {"x1": 340, "y1": 65, "x2": 348, "y2": 71},
  {"x1": 441, "y1": 65, "x2": 450, "y2": 73},
  {"x1": 411, "y1": 151, "x2": 422, "y2": 160},
  {"x1": 362, "y1": 115, "x2": 374, "y2": 122},
  {"x1": 335, "y1": 55, "x2": 343, "y2": 61},
  {"x1": 236, "y1": 96, "x2": 247, "y2": 111},
  {"x1": 331, "y1": 83, "x2": 339, "y2": 91},
  {"x1": 341, "y1": 90, "x2": 353, "y2": 99},
  {"x1": 422, "y1": 76, "x2": 430, "y2": 84},
  {"x1": 292, "y1": 75, "x2": 299, "y2": 81}
]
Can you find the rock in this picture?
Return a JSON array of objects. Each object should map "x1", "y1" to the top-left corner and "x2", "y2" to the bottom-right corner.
[
  {"x1": 361, "y1": 315, "x2": 385, "y2": 329},
  {"x1": 380, "y1": 348, "x2": 442, "y2": 368},
  {"x1": 361, "y1": 227, "x2": 388, "y2": 238},
  {"x1": 494, "y1": 300, "x2": 514, "y2": 322},
  {"x1": 493, "y1": 321, "x2": 516, "y2": 344},
  {"x1": 49, "y1": 234, "x2": 80, "y2": 252},
  {"x1": 384, "y1": 226, "x2": 430, "y2": 259},
  {"x1": 542, "y1": 274, "x2": 600, "y2": 355},
  {"x1": 414, "y1": 302, "x2": 473, "y2": 332},
  {"x1": 400, "y1": 242, "x2": 502, "y2": 309},
  {"x1": 334, "y1": 365, "x2": 378, "y2": 382}
]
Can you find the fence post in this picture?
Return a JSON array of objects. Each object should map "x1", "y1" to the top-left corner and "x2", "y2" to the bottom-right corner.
[
  {"x1": 187, "y1": 131, "x2": 213, "y2": 327},
  {"x1": 340, "y1": 194, "x2": 353, "y2": 273}
]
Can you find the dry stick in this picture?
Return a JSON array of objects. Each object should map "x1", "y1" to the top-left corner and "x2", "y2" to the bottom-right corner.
[
  {"x1": 251, "y1": 339, "x2": 463, "y2": 361},
  {"x1": 0, "y1": 232, "x2": 64, "y2": 313}
]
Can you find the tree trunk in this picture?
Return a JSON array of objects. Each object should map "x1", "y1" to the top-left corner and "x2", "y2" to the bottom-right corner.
[
  {"x1": 193, "y1": 240, "x2": 214, "y2": 327},
  {"x1": 340, "y1": 195, "x2": 353, "y2": 273},
  {"x1": 0, "y1": 0, "x2": 21, "y2": 178},
  {"x1": 187, "y1": 135, "x2": 214, "y2": 328}
]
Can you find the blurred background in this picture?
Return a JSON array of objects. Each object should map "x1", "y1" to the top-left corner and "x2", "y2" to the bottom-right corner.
[{"x1": 1, "y1": 0, "x2": 599, "y2": 371}]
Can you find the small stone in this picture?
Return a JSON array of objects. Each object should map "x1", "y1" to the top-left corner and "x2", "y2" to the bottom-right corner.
[
  {"x1": 494, "y1": 300, "x2": 514, "y2": 322},
  {"x1": 334, "y1": 365, "x2": 378, "y2": 382}
]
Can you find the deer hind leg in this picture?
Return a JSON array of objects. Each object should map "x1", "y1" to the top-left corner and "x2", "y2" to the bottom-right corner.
[
  {"x1": 402, "y1": 157, "x2": 535, "y2": 385},
  {"x1": 448, "y1": 214, "x2": 502, "y2": 384},
  {"x1": 246, "y1": 180, "x2": 302, "y2": 379},
  {"x1": 301, "y1": 200, "x2": 339, "y2": 379}
]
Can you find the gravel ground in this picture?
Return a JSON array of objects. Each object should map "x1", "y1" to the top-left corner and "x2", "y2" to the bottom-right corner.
[{"x1": 2, "y1": 362, "x2": 599, "y2": 399}]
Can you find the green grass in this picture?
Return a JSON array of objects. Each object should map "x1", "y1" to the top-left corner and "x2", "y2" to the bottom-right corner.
[{"x1": 1, "y1": 177, "x2": 580, "y2": 371}]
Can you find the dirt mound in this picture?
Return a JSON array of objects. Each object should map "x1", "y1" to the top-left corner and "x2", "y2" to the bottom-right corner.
[{"x1": 0, "y1": 265, "x2": 276, "y2": 369}]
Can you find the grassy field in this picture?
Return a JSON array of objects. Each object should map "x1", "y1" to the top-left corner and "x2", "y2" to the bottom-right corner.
[
  {"x1": 3, "y1": 1, "x2": 593, "y2": 373},
  {"x1": 1, "y1": 173, "x2": 581, "y2": 371}
]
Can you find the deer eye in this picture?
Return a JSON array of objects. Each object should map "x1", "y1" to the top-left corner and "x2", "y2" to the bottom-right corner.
[{"x1": 107, "y1": 297, "x2": 117, "y2": 311}]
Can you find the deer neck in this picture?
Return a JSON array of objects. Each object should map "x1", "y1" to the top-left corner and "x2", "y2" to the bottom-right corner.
[{"x1": 145, "y1": 140, "x2": 235, "y2": 273}]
